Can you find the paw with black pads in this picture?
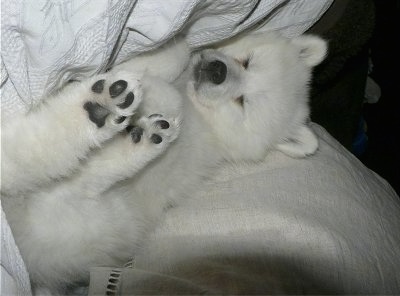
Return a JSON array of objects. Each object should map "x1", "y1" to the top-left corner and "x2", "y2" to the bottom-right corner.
[
  {"x1": 84, "y1": 71, "x2": 143, "y2": 131},
  {"x1": 128, "y1": 114, "x2": 180, "y2": 149}
]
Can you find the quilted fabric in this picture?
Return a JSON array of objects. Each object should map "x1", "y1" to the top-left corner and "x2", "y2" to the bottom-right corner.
[{"x1": 0, "y1": 0, "x2": 333, "y2": 121}]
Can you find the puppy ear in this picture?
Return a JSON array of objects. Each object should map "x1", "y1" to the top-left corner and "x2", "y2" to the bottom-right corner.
[
  {"x1": 291, "y1": 35, "x2": 328, "y2": 67},
  {"x1": 276, "y1": 125, "x2": 319, "y2": 158}
]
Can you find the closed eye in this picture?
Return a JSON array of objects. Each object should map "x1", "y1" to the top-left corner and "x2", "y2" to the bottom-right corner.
[
  {"x1": 235, "y1": 57, "x2": 250, "y2": 70},
  {"x1": 242, "y1": 52, "x2": 254, "y2": 69},
  {"x1": 242, "y1": 58, "x2": 250, "y2": 69},
  {"x1": 235, "y1": 95, "x2": 245, "y2": 107}
]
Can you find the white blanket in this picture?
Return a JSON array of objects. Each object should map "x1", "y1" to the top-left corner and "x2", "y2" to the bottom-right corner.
[
  {"x1": 1, "y1": 205, "x2": 32, "y2": 295},
  {"x1": 1, "y1": 0, "x2": 333, "y2": 121},
  {"x1": 89, "y1": 124, "x2": 400, "y2": 295}
]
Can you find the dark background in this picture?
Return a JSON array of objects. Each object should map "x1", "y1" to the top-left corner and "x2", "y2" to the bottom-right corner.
[
  {"x1": 361, "y1": 0, "x2": 399, "y2": 195},
  {"x1": 307, "y1": 0, "x2": 399, "y2": 196}
]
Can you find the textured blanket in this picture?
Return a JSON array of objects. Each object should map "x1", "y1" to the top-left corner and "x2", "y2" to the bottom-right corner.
[
  {"x1": 89, "y1": 124, "x2": 400, "y2": 295},
  {"x1": 1, "y1": 0, "x2": 333, "y2": 121}
]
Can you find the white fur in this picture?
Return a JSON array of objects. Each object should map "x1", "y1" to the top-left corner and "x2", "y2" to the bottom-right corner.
[{"x1": 1, "y1": 32, "x2": 327, "y2": 294}]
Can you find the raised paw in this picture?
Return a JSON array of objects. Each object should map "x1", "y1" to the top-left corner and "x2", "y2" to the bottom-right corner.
[
  {"x1": 84, "y1": 71, "x2": 143, "y2": 131},
  {"x1": 127, "y1": 113, "x2": 180, "y2": 149}
]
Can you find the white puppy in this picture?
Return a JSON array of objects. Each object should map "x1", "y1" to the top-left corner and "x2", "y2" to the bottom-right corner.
[{"x1": 1, "y1": 31, "x2": 327, "y2": 294}]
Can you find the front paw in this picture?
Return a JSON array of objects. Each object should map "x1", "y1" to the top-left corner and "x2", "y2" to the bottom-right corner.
[
  {"x1": 84, "y1": 71, "x2": 143, "y2": 131},
  {"x1": 127, "y1": 113, "x2": 180, "y2": 150}
]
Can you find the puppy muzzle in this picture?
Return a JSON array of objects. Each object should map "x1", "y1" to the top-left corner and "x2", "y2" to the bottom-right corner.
[{"x1": 194, "y1": 59, "x2": 227, "y2": 86}]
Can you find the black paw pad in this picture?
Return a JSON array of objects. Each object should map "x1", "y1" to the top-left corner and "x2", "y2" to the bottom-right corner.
[
  {"x1": 155, "y1": 120, "x2": 169, "y2": 129},
  {"x1": 109, "y1": 80, "x2": 128, "y2": 98},
  {"x1": 115, "y1": 116, "x2": 127, "y2": 124},
  {"x1": 150, "y1": 134, "x2": 163, "y2": 144},
  {"x1": 117, "y1": 92, "x2": 134, "y2": 109},
  {"x1": 84, "y1": 101, "x2": 110, "y2": 128},
  {"x1": 91, "y1": 80, "x2": 105, "y2": 93},
  {"x1": 130, "y1": 127, "x2": 144, "y2": 143}
]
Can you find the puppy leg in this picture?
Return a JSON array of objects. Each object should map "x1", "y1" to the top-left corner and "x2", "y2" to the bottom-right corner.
[
  {"x1": 67, "y1": 113, "x2": 180, "y2": 197},
  {"x1": 276, "y1": 125, "x2": 319, "y2": 158},
  {"x1": 66, "y1": 75, "x2": 184, "y2": 197},
  {"x1": 1, "y1": 71, "x2": 142, "y2": 195}
]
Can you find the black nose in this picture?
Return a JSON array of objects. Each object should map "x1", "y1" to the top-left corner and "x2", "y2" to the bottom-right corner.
[{"x1": 206, "y1": 60, "x2": 227, "y2": 85}]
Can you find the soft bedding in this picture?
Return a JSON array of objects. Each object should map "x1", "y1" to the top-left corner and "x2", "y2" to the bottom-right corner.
[
  {"x1": 1, "y1": 0, "x2": 333, "y2": 121},
  {"x1": 88, "y1": 123, "x2": 400, "y2": 295},
  {"x1": 2, "y1": 1, "x2": 400, "y2": 295}
]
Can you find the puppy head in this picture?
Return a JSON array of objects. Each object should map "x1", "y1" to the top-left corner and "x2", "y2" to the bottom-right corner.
[{"x1": 187, "y1": 32, "x2": 327, "y2": 160}]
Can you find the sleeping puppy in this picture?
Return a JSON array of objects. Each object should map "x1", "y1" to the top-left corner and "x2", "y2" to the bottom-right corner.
[{"x1": 1, "y1": 31, "x2": 326, "y2": 294}]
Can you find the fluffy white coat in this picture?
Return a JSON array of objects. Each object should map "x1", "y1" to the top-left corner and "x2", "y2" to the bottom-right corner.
[{"x1": 1, "y1": 32, "x2": 327, "y2": 293}]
